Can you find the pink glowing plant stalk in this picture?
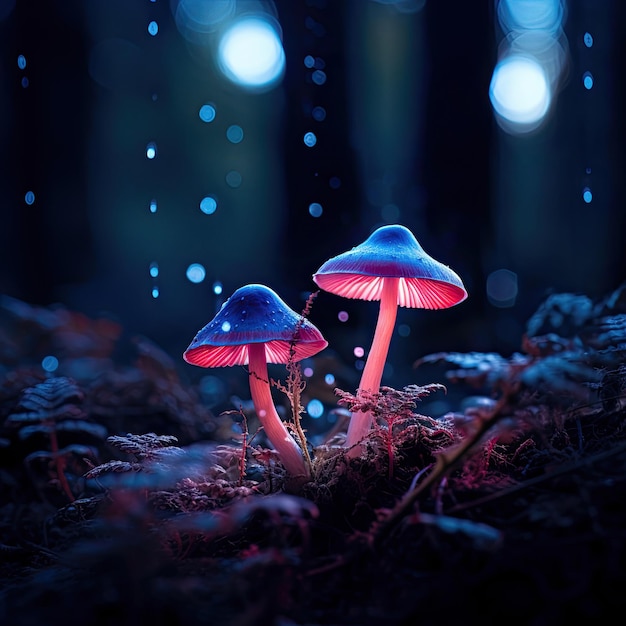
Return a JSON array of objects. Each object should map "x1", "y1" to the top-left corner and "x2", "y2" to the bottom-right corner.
[
  {"x1": 183, "y1": 284, "x2": 327, "y2": 479},
  {"x1": 313, "y1": 224, "x2": 467, "y2": 453}
]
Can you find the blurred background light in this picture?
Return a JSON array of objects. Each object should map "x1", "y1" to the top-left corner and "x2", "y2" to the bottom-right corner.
[
  {"x1": 486, "y1": 268, "x2": 518, "y2": 308},
  {"x1": 146, "y1": 141, "x2": 157, "y2": 159},
  {"x1": 312, "y1": 105, "x2": 326, "y2": 121},
  {"x1": 489, "y1": 55, "x2": 551, "y2": 133},
  {"x1": 397, "y1": 323, "x2": 410, "y2": 337},
  {"x1": 308, "y1": 202, "x2": 323, "y2": 217},
  {"x1": 491, "y1": 0, "x2": 568, "y2": 136},
  {"x1": 172, "y1": 0, "x2": 236, "y2": 44},
  {"x1": 199, "y1": 103, "x2": 216, "y2": 122},
  {"x1": 225, "y1": 170, "x2": 242, "y2": 187},
  {"x1": 200, "y1": 196, "x2": 217, "y2": 214},
  {"x1": 186, "y1": 263, "x2": 206, "y2": 283},
  {"x1": 217, "y1": 16, "x2": 285, "y2": 91},
  {"x1": 41, "y1": 355, "x2": 59, "y2": 373},
  {"x1": 498, "y1": 0, "x2": 564, "y2": 33},
  {"x1": 311, "y1": 69, "x2": 326, "y2": 85},
  {"x1": 507, "y1": 30, "x2": 568, "y2": 86},
  {"x1": 306, "y1": 398, "x2": 324, "y2": 419},
  {"x1": 24, "y1": 191, "x2": 35, "y2": 205},
  {"x1": 226, "y1": 124, "x2": 244, "y2": 143}
]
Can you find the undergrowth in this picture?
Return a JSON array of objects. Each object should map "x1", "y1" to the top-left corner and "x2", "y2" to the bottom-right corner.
[{"x1": 2, "y1": 283, "x2": 626, "y2": 624}]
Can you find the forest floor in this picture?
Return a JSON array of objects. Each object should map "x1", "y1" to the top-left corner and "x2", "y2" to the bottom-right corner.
[{"x1": 1, "y1": 284, "x2": 626, "y2": 625}]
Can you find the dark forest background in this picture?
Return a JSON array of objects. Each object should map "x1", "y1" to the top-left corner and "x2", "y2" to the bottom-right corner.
[{"x1": 1, "y1": 0, "x2": 624, "y2": 392}]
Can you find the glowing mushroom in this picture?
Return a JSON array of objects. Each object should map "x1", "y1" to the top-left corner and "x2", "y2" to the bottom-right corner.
[
  {"x1": 313, "y1": 224, "x2": 467, "y2": 450},
  {"x1": 183, "y1": 284, "x2": 327, "y2": 479}
]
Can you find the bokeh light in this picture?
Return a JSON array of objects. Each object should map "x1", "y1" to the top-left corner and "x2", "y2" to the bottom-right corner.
[
  {"x1": 583, "y1": 71, "x2": 593, "y2": 90},
  {"x1": 186, "y1": 263, "x2": 206, "y2": 283},
  {"x1": 41, "y1": 356, "x2": 59, "y2": 373},
  {"x1": 24, "y1": 191, "x2": 35, "y2": 205},
  {"x1": 304, "y1": 132, "x2": 317, "y2": 147},
  {"x1": 311, "y1": 69, "x2": 326, "y2": 85},
  {"x1": 172, "y1": 0, "x2": 236, "y2": 44},
  {"x1": 225, "y1": 171, "x2": 242, "y2": 188},
  {"x1": 199, "y1": 103, "x2": 216, "y2": 122},
  {"x1": 200, "y1": 196, "x2": 217, "y2": 214},
  {"x1": 486, "y1": 269, "x2": 518, "y2": 308},
  {"x1": 308, "y1": 202, "x2": 323, "y2": 217},
  {"x1": 148, "y1": 21, "x2": 158, "y2": 36},
  {"x1": 397, "y1": 324, "x2": 410, "y2": 337},
  {"x1": 149, "y1": 262, "x2": 159, "y2": 278},
  {"x1": 498, "y1": 0, "x2": 564, "y2": 33},
  {"x1": 149, "y1": 199, "x2": 158, "y2": 213},
  {"x1": 226, "y1": 125, "x2": 244, "y2": 143},
  {"x1": 217, "y1": 16, "x2": 285, "y2": 91},
  {"x1": 146, "y1": 141, "x2": 157, "y2": 159},
  {"x1": 583, "y1": 187, "x2": 593, "y2": 203},
  {"x1": 489, "y1": 56, "x2": 551, "y2": 133},
  {"x1": 307, "y1": 399, "x2": 324, "y2": 419},
  {"x1": 491, "y1": 0, "x2": 567, "y2": 136},
  {"x1": 212, "y1": 281, "x2": 223, "y2": 295},
  {"x1": 338, "y1": 311, "x2": 349, "y2": 322},
  {"x1": 354, "y1": 346, "x2": 365, "y2": 358},
  {"x1": 312, "y1": 106, "x2": 326, "y2": 121}
]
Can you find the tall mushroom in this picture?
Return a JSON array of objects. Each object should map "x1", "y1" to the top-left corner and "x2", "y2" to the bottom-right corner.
[
  {"x1": 183, "y1": 284, "x2": 328, "y2": 479},
  {"x1": 313, "y1": 224, "x2": 467, "y2": 450}
]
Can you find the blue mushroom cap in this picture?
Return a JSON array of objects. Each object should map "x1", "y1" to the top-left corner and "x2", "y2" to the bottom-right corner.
[
  {"x1": 183, "y1": 284, "x2": 328, "y2": 367},
  {"x1": 313, "y1": 224, "x2": 468, "y2": 309}
]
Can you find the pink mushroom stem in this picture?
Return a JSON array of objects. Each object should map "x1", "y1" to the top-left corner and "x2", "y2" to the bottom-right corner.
[
  {"x1": 345, "y1": 277, "x2": 399, "y2": 449},
  {"x1": 247, "y1": 342, "x2": 310, "y2": 478}
]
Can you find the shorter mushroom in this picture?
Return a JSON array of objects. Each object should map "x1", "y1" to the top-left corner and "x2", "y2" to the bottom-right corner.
[
  {"x1": 183, "y1": 284, "x2": 327, "y2": 479},
  {"x1": 313, "y1": 224, "x2": 467, "y2": 451}
]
